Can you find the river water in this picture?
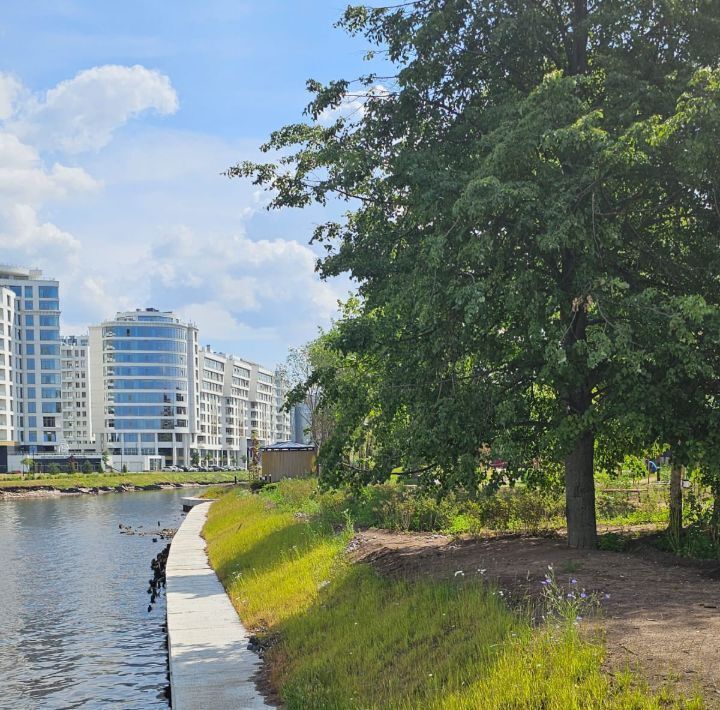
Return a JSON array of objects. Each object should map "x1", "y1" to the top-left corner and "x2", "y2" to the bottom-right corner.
[{"x1": 0, "y1": 488, "x2": 197, "y2": 709}]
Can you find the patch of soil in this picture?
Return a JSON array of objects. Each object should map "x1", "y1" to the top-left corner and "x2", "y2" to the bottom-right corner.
[{"x1": 351, "y1": 529, "x2": 720, "y2": 705}]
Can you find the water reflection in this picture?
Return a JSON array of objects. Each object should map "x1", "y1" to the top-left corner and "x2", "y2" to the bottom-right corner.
[{"x1": 0, "y1": 489, "x2": 193, "y2": 709}]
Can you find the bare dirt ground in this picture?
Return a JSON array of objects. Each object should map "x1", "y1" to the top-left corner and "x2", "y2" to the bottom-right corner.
[{"x1": 351, "y1": 529, "x2": 720, "y2": 705}]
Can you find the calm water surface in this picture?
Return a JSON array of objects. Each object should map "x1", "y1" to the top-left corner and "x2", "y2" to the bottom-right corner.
[{"x1": 0, "y1": 488, "x2": 197, "y2": 709}]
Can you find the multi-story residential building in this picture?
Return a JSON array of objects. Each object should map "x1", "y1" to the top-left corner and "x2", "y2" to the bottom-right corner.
[
  {"x1": 89, "y1": 309, "x2": 198, "y2": 471},
  {"x1": 60, "y1": 335, "x2": 94, "y2": 451},
  {"x1": 249, "y1": 363, "x2": 275, "y2": 447},
  {"x1": 196, "y1": 347, "x2": 225, "y2": 463},
  {"x1": 195, "y1": 347, "x2": 252, "y2": 467},
  {"x1": 195, "y1": 352, "x2": 290, "y2": 464},
  {"x1": 0, "y1": 287, "x2": 16, "y2": 457},
  {"x1": 0, "y1": 266, "x2": 62, "y2": 455},
  {"x1": 274, "y1": 369, "x2": 293, "y2": 443}
]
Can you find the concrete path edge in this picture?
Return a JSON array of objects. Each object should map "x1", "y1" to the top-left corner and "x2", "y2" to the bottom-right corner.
[{"x1": 166, "y1": 501, "x2": 270, "y2": 709}]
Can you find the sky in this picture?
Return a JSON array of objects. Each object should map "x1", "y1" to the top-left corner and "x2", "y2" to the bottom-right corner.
[{"x1": 0, "y1": 1, "x2": 384, "y2": 367}]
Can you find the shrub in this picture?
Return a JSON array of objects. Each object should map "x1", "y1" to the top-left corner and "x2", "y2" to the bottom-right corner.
[
  {"x1": 597, "y1": 532, "x2": 629, "y2": 552},
  {"x1": 470, "y1": 488, "x2": 565, "y2": 533}
]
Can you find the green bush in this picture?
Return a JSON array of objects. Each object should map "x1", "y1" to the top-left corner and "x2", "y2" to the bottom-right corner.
[
  {"x1": 597, "y1": 532, "x2": 629, "y2": 552},
  {"x1": 264, "y1": 479, "x2": 566, "y2": 535},
  {"x1": 468, "y1": 488, "x2": 565, "y2": 533}
]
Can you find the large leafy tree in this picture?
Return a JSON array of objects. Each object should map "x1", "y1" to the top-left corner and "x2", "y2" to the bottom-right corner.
[{"x1": 233, "y1": 1, "x2": 720, "y2": 547}]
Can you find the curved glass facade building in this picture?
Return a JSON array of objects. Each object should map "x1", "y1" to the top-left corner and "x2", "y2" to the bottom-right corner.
[{"x1": 89, "y1": 309, "x2": 198, "y2": 469}]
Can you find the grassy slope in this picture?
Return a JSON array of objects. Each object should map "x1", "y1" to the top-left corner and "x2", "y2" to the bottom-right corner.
[
  {"x1": 204, "y1": 485, "x2": 700, "y2": 709},
  {"x1": 0, "y1": 471, "x2": 240, "y2": 489}
]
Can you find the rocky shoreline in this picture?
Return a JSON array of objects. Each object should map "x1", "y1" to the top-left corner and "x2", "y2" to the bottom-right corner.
[{"x1": 0, "y1": 481, "x2": 229, "y2": 500}]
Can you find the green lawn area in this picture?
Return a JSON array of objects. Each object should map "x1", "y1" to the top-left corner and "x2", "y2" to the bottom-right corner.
[
  {"x1": 204, "y1": 483, "x2": 700, "y2": 709},
  {"x1": 0, "y1": 470, "x2": 242, "y2": 490}
]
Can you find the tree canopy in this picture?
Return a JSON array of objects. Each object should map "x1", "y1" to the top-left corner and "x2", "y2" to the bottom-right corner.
[{"x1": 233, "y1": 1, "x2": 720, "y2": 547}]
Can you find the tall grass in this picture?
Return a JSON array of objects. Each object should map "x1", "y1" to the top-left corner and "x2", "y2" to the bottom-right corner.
[{"x1": 204, "y1": 483, "x2": 701, "y2": 709}]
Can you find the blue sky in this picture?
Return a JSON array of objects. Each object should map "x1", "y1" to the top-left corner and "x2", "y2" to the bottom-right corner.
[{"x1": 0, "y1": 1, "x2": 384, "y2": 366}]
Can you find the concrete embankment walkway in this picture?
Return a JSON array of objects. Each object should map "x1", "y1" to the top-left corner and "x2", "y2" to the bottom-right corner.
[{"x1": 167, "y1": 501, "x2": 270, "y2": 709}]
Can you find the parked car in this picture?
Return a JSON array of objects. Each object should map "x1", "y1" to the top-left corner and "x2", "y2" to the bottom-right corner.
[{"x1": 163, "y1": 465, "x2": 181, "y2": 472}]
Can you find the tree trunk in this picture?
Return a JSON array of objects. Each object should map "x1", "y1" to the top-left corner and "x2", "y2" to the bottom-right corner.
[
  {"x1": 668, "y1": 461, "x2": 684, "y2": 541},
  {"x1": 570, "y1": 0, "x2": 589, "y2": 75},
  {"x1": 565, "y1": 430, "x2": 598, "y2": 548},
  {"x1": 710, "y1": 485, "x2": 720, "y2": 544}
]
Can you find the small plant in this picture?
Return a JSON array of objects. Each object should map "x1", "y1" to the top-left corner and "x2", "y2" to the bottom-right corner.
[
  {"x1": 539, "y1": 567, "x2": 598, "y2": 626},
  {"x1": 122, "y1": 464, "x2": 128, "y2": 473},
  {"x1": 47, "y1": 464, "x2": 61, "y2": 475},
  {"x1": 81, "y1": 461, "x2": 93, "y2": 474}
]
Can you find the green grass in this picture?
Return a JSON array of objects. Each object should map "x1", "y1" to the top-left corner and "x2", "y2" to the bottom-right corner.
[
  {"x1": 0, "y1": 470, "x2": 241, "y2": 490},
  {"x1": 204, "y1": 482, "x2": 701, "y2": 709}
]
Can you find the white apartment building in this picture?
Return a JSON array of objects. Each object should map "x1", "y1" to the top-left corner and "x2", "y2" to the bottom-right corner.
[
  {"x1": 89, "y1": 309, "x2": 198, "y2": 471},
  {"x1": 60, "y1": 335, "x2": 94, "y2": 450},
  {"x1": 249, "y1": 363, "x2": 275, "y2": 446},
  {"x1": 0, "y1": 266, "x2": 62, "y2": 456},
  {"x1": 0, "y1": 287, "x2": 16, "y2": 455},
  {"x1": 196, "y1": 347, "x2": 252, "y2": 467},
  {"x1": 274, "y1": 370, "x2": 293, "y2": 443}
]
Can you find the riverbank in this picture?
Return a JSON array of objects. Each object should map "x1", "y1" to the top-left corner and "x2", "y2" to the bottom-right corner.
[
  {"x1": 203, "y1": 481, "x2": 705, "y2": 708},
  {"x1": 0, "y1": 472, "x2": 242, "y2": 499}
]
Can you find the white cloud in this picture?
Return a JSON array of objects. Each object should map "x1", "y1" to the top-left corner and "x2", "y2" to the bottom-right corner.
[
  {"x1": 12, "y1": 64, "x2": 178, "y2": 153},
  {"x1": 0, "y1": 73, "x2": 24, "y2": 120},
  {"x1": 0, "y1": 132, "x2": 100, "y2": 202},
  {"x1": 0, "y1": 203, "x2": 80, "y2": 253},
  {"x1": 178, "y1": 302, "x2": 277, "y2": 342}
]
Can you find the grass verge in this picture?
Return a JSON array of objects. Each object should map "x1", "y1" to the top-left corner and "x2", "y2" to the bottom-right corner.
[
  {"x1": 0, "y1": 471, "x2": 241, "y2": 490},
  {"x1": 204, "y1": 482, "x2": 701, "y2": 709}
]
